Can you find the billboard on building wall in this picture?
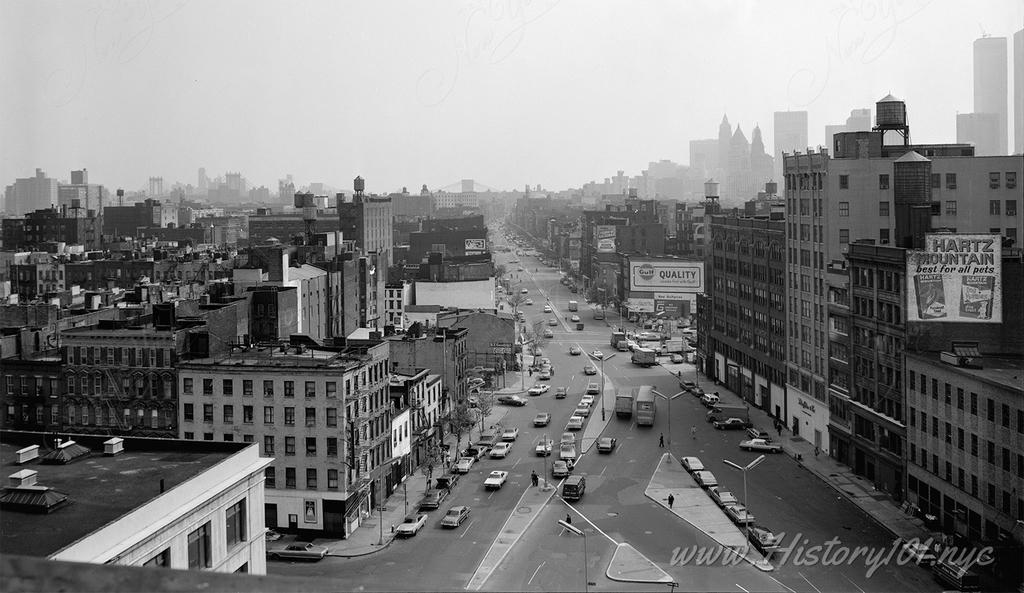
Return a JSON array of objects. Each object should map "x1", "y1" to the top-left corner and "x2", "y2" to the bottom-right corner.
[
  {"x1": 629, "y1": 260, "x2": 705, "y2": 292},
  {"x1": 654, "y1": 292, "x2": 687, "y2": 317},
  {"x1": 595, "y1": 225, "x2": 616, "y2": 253},
  {"x1": 906, "y1": 234, "x2": 1002, "y2": 323},
  {"x1": 465, "y1": 238, "x2": 486, "y2": 253},
  {"x1": 627, "y1": 297, "x2": 654, "y2": 313}
]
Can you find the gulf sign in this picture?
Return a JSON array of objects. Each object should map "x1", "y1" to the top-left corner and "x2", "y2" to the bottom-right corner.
[{"x1": 629, "y1": 261, "x2": 704, "y2": 292}]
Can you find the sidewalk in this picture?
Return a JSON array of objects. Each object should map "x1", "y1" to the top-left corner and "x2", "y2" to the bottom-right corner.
[{"x1": 659, "y1": 365, "x2": 936, "y2": 544}]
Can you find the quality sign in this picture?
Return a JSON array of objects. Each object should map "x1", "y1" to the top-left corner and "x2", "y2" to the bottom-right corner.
[{"x1": 629, "y1": 261, "x2": 704, "y2": 292}]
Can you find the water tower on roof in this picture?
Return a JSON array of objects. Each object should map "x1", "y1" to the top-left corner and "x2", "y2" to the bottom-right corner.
[
  {"x1": 353, "y1": 176, "x2": 365, "y2": 202},
  {"x1": 873, "y1": 93, "x2": 910, "y2": 146}
]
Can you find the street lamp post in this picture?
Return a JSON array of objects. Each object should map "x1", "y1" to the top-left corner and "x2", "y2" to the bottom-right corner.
[
  {"x1": 723, "y1": 455, "x2": 766, "y2": 540},
  {"x1": 652, "y1": 390, "x2": 685, "y2": 450},
  {"x1": 559, "y1": 520, "x2": 589, "y2": 593}
]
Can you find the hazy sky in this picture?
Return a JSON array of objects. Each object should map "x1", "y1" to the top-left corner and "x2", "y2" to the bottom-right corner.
[{"x1": 2, "y1": 0, "x2": 1022, "y2": 195}]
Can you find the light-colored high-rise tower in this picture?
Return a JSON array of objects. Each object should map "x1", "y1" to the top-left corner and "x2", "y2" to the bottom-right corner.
[
  {"x1": 974, "y1": 36, "x2": 1008, "y2": 154},
  {"x1": 773, "y1": 111, "x2": 808, "y2": 181},
  {"x1": 1014, "y1": 28, "x2": 1023, "y2": 154}
]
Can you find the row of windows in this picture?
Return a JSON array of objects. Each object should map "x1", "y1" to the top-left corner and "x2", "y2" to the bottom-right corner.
[
  {"x1": 144, "y1": 498, "x2": 246, "y2": 570},
  {"x1": 182, "y1": 403, "x2": 341, "y2": 427},
  {"x1": 67, "y1": 345, "x2": 172, "y2": 368},
  {"x1": 183, "y1": 378, "x2": 340, "y2": 398},
  {"x1": 909, "y1": 445, "x2": 1021, "y2": 516},
  {"x1": 836, "y1": 199, "x2": 1017, "y2": 218},
  {"x1": 909, "y1": 374, "x2": 1024, "y2": 431},
  {"x1": 264, "y1": 466, "x2": 340, "y2": 490}
]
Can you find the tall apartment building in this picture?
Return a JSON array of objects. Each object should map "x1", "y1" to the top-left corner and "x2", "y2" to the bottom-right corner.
[
  {"x1": 1015, "y1": 28, "x2": 1023, "y2": 154},
  {"x1": 4, "y1": 168, "x2": 58, "y2": 216},
  {"x1": 974, "y1": 36, "x2": 1009, "y2": 155},
  {"x1": 177, "y1": 339, "x2": 390, "y2": 537},
  {"x1": 387, "y1": 326, "x2": 468, "y2": 409},
  {"x1": 338, "y1": 177, "x2": 394, "y2": 268},
  {"x1": 773, "y1": 111, "x2": 808, "y2": 181},
  {"x1": 700, "y1": 210, "x2": 788, "y2": 417},
  {"x1": 957, "y1": 112, "x2": 1002, "y2": 157}
]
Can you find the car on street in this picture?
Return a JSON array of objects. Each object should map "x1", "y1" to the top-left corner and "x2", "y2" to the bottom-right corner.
[
  {"x1": 570, "y1": 314, "x2": 580, "y2": 322},
  {"x1": 548, "y1": 318, "x2": 558, "y2": 326},
  {"x1": 681, "y1": 457, "x2": 704, "y2": 473},
  {"x1": 441, "y1": 506, "x2": 472, "y2": 528},
  {"x1": 708, "y1": 487, "x2": 739, "y2": 508},
  {"x1": 484, "y1": 470, "x2": 509, "y2": 489},
  {"x1": 739, "y1": 438, "x2": 783, "y2": 453},
  {"x1": 713, "y1": 417, "x2": 748, "y2": 430},
  {"x1": 542, "y1": 329, "x2": 554, "y2": 339},
  {"x1": 539, "y1": 357, "x2": 551, "y2": 366},
  {"x1": 501, "y1": 426, "x2": 520, "y2": 441},
  {"x1": 596, "y1": 437, "x2": 617, "y2": 453},
  {"x1": 590, "y1": 349, "x2": 604, "y2": 359},
  {"x1": 543, "y1": 305, "x2": 552, "y2": 313},
  {"x1": 528, "y1": 384, "x2": 550, "y2": 396},
  {"x1": 701, "y1": 393, "x2": 720, "y2": 407},
  {"x1": 559, "y1": 443, "x2": 577, "y2": 461},
  {"x1": 569, "y1": 345, "x2": 582, "y2": 356},
  {"x1": 267, "y1": 542, "x2": 330, "y2": 561},
  {"x1": 573, "y1": 406, "x2": 591, "y2": 418},
  {"x1": 419, "y1": 488, "x2": 449, "y2": 510},
  {"x1": 585, "y1": 382, "x2": 600, "y2": 395},
  {"x1": 539, "y1": 365, "x2": 552, "y2": 377},
  {"x1": 680, "y1": 380, "x2": 698, "y2": 392},
  {"x1": 583, "y1": 364, "x2": 598, "y2": 375},
  {"x1": 670, "y1": 354, "x2": 684, "y2": 363},
  {"x1": 498, "y1": 394, "x2": 527, "y2": 406},
  {"x1": 489, "y1": 443, "x2": 512, "y2": 458},
  {"x1": 521, "y1": 289, "x2": 529, "y2": 294},
  {"x1": 555, "y1": 387, "x2": 568, "y2": 399},
  {"x1": 461, "y1": 446, "x2": 487, "y2": 461},
  {"x1": 454, "y1": 456, "x2": 476, "y2": 473},
  {"x1": 689, "y1": 385, "x2": 706, "y2": 397},
  {"x1": 579, "y1": 394, "x2": 595, "y2": 407},
  {"x1": 746, "y1": 428, "x2": 772, "y2": 441},
  {"x1": 551, "y1": 460, "x2": 571, "y2": 478},
  {"x1": 560, "y1": 432, "x2": 576, "y2": 446},
  {"x1": 534, "y1": 412, "x2": 551, "y2": 426},
  {"x1": 724, "y1": 504, "x2": 756, "y2": 526},
  {"x1": 748, "y1": 525, "x2": 781, "y2": 555},
  {"x1": 395, "y1": 513, "x2": 429, "y2": 537},
  {"x1": 693, "y1": 470, "x2": 718, "y2": 488},
  {"x1": 896, "y1": 539, "x2": 938, "y2": 566},
  {"x1": 524, "y1": 298, "x2": 533, "y2": 305},
  {"x1": 535, "y1": 438, "x2": 554, "y2": 456},
  {"x1": 566, "y1": 416, "x2": 584, "y2": 431}
]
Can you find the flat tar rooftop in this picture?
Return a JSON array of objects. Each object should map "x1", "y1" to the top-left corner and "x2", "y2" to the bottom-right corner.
[
  {"x1": 0, "y1": 432, "x2": 247, "y2": 558},
  {"x1": 179, "y1": 344, "x2": 376, "y2": 369},
  {"x1": 906, "y1": 352, "x2": 1024, "y2": 393}
]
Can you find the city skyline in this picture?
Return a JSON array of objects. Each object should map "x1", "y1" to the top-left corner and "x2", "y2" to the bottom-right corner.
[{"x1": 2, "y1": 1, "x2": 1022, "y2": 195}]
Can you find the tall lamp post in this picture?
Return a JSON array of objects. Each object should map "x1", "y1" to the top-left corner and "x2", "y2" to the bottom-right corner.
[
  {"x1": 652, "y1": 390, "x2": 685, "y2": 450},
  {"x1": 723, "y1": 455, "x2": 766, "y2": 540},
  {"x1": 559, "y1": 519, "x2": 590, "y2": 593},
  {"x1": 596, "y1": 352, "x2": 615, "y2": 421}
]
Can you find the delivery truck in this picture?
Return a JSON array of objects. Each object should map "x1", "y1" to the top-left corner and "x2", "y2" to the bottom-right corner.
[
  {"x1": 631, "y1": 347, "x2": 657, "y2": 367},
  {"x1": 610, "y1": 331, "x2": 626, "y2": 349},
  {"x1": 568, "y1": 300, "x2": 578, "y2": 312},
  {"x1": 614, "y1": 391, "x2": 635, "y2": 418},
  {"x1": 705, "y1": 403, "x2": 750, "y2": 424}
]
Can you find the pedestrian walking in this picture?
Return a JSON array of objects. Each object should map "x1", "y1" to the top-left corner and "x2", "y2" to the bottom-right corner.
[
  {"x1": 566, "y1": 514, "x2": 572, "y2": 525},
  {"x1": 776, "y1": 422, "x2": 782, "y2": 436},
  {"x1": 691, "y1": 425, "x2": 697, "y2": 440},
  {"x1": 658, "y1": 433, "x2": 664, "y2": 448},
  {"x1": 667, "y1": 494, "x2": 675, "y2": 508},
  {"x1": 531, "y1": 471, "x2": 539, "y2": 487}
]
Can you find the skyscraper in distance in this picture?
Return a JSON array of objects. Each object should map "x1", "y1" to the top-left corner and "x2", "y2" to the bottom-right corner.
[
  {"x1": 1014, "y1": 28, "x2": 1023, "y2": 154},
  {"x1": 773, "y1": 110, "x2": 808, "y2": 181},
  {"x1": 974, "y1": 36, "x2": 1008, "y2": 154}
]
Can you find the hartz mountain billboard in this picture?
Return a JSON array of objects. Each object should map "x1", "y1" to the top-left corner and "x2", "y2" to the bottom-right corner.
[{"x1": 906, "y1": 234, "x2": 1002, "y2": 323}]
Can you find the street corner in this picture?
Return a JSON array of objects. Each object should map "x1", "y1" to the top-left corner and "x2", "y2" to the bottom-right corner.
[
  {"x1": 324, "y1": 535, "x2": 396, "y2": 558},
  {"x1": 606, "y1": 542, "x2": 674, "y2": 583}
]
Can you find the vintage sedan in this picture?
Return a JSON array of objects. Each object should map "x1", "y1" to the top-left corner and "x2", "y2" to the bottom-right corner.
[
  {"x1": 484, "y1": 470, "x2": 509, "y2": 489},
  {"x1": 680, "y1": 457, "x2": 704, "y2": 473},
  {"x1": 748, "y1": 526, "x2": 781, "y2": 555},
  {"x1": 551, "y1": 460, "x2": 572, "y2": 478},
  {"x1": 533, "y1": 412, "x2": 551, "y2": 427},
  {"x1": 692, "y1": 470, "x2": 718, "y2": 488},
  {"x1": 489, "y1": 443, "x2": 512, "y2": 458},
  {"x1": 535, "y1": 438, "x2": 554, "y2": 456},
  {"x1": 395, "y1": 513, "x2": 429, "y2": 537},
  {"x1": 566, "y1": 416, "x2": 585, "y2": 431},
  {"x1": 708, "y1": 486, "x2": 739, "y2": 508},
  {"x1": 498, "y1": 395, "x2": 527, "y2": 406},
  {"x1": 739, "y1": 438, "x2": 783, "y2": 453},
  {"x1": 583, "y1": 365, "x2": 598, "y2": 376},
  {"x1": 569, "y1": 345, "x2": 582, "y2": 356},
  {"x1": 527, "y1": 384, "x2": 550, "y2": 396},
  {"x1": 559, "y1": 443, "x2": 577, "y2": 462},
  {"x1": 441, "y1": 506, "x2": 472, "y2": 529},
  {"x1": 573, "y1": 406, "x2": 591, "y2": 418},
  {"x1": 724, "y1": 504, "x2": 756, "y2": 526},
  {"x1": 585, "y1": 382, "x2": 600, "y2": 395},
  {"x1": 501, "y1": 426, "x2": 520, "y2": 441},
  {"x1": 713, "y1": 417, "x2": 748, "y2": 430},
  {"x1": 454, "y1": 457, "x2": 475, "y2": 473},
  {"x1": 267, "y1": 542, "x2": 329, "y2": 561},
  {"x1": 590, "y1": 349, "x2": 604, "y2": 360},
  {"x1": 596, "y1": 437, "x2": 617, "y2": 453},
  {"x1": 418, "y1": 488, "x2": 449, "y2": 510}
]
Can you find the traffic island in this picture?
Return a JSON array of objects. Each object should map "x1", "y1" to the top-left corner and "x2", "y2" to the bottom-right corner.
[{"x1": 606, "y1": 543, "x2": 674, "y2": 583}]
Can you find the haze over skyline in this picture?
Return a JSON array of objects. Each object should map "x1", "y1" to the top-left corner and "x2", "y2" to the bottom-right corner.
[{"x1": 3, "y1": 0, "x2": 1021, "y2": 195}]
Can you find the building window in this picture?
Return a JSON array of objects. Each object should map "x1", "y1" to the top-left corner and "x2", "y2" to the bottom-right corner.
[
  {"x1": 243, "y1": 405, "x2": 253, "y2": 424},
  {"x1": 839, "y1": 229, "x2": 849, "y2": 244},
  {"x1": 305, "y1": 407, "x2": 316, "y2": 427},
  {"x1": 839, "y1": 175, "x2": 849, "y2": 189},
  {"x1": 879, "y1": 201, "x2": 889, "y2": 216},
  {"x1": 183, "y1": 378, "x2": 193, "y2": 395},
  {"x1": 306, "y1": 468, "x2": 317, "y2": 489},
  {"x1": 284, "y1": 381, "x2": 294, "y2": 397},
  {"x1": 285, "y1": 436, "x2": 295, "y2": 456},
  {"x1": 880, "y1": 228, "x2": 890, "y2": 244},
  {"x1": 879, "y1": 175, "x2": 889, "y2": 190},
  {"x1": 945, "y1": 173, "x2": 956, "y2": 189},
  {"x1": 990, "y1": 200, "x2": 1001, "y2": 215},
  {"x1": 223, "y1": 405, "x2": 234, "y2": 424},
  {"x1": 838, "y1": 202, "x2": 849, "y2": 217},
  {"x1": 326, "y1": 408, "x2": 338, "y2": 427},
  {"x1": 945, "y1": 201, "x2": 957, "y2": 215},
  {"x1": 1006, "y1": 200, "x2": 1017, "y2": 216},
  {"x1": 284, "y1": 407, "x2": 295, "y2": 426},
  {"x1": 265, "y1": 467, "x2": 276, "y2": 488},
  {"x1": 989, "y1": 172, "x2": 1001, "y2": 188},
  {"x1": 221, "y1": 379, "x2": 233, "y2": 396},
  {"x1": 929, "y1": 201, "x2": 941, "y2": 215},
  {"x1": 327, "y1": 437, "x2": 338, "y2": 457},
  {"x1": 285, "y1": 468, "x2": 296, "y2": 489},
  {"x1": 144, "y1": 549, "x2": 170, "y2": 568},
  {"x1": 187, "y1": 522, "x2": 211, "y2": 569},
  {"x1": 183, "y1": 403, "x2": 194, "y2": 422},
  {"x1": 226, "y1": 499, "x2": 246, "y2": 548},
  {"x1": 242, "y1": 380, "x2": 253, "y2": 396},
  {"x1": 326, "y1": 382, "x2": 337, "y2": 398},
  {"x1": 306, "y1": 437, "x2": 317, "y2": 456},
  {"x1": 202, "y1": 379, "x2": 213, "y2": 395},
  {"x1": 930, "y1": 173, "x2": 941, "y2": 188},
  {"x1": 328, "y1": 469, "x2": 339, "y2": 489},
  {"x1": 1006, "y1": 172, "x2": 1017, "y2": 189},
  {"x1": 203, "y1": 404, "x2": 213, "y2": 422},
  {"x1": 263, "y1": 406, "x2": 274, "y2": 424},
  {"x1": 305, "y1": 381, "x2": 316, "y2": 397},
  {"x1": 263, "y1": 380, "x2": 274, "y2": 397}
]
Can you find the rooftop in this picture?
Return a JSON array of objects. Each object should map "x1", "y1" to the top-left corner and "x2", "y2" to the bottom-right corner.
[
  {"x1": 0, "y1": 432, "x2": 244, "y2": 558},
  {"x1": 906, "y1": 352, "x2": 1024, "y2": 393},
  {"x1": 179, "y1": 344, "x2": 371, "y2": 370}
]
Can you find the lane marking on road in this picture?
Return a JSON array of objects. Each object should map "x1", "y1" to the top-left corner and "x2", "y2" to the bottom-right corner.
[
  {"x1": 769, "y1": 576, "x2": 797, "y2": 593},
  {"x1": 798, "y1": 572, "x2": 823, "y2": 593},
  {"x1": 460, "y1": 519, "x2": 476, "y2": 538},
  {"x1": 735, "y1": 584, "x2": 750, "y2": 593},
  {"x1": 528, "y1": 561, "x2": 546, "y2": 585},
  {"x1": 512, "y1": 458, "x2": 521, "y2": 468},
  {"x1": 600, "y1": 465, "x2": 607, "y2": 476},
  {"x1": 559, "y1": 497, "x2": 619, "y2": 545},
  {"x1": 841, "y1": 574, "x2": 867, "y2": 593}
]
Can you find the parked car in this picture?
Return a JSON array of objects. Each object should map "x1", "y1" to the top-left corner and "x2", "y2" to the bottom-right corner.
[
  {"x1": 701, "y1": 393, "x2": 720, "y2": 407},
  {"x1": 746, "y1": 428, "x2": 772, "y2": 441},
  {"x1": 489, "y1": 443, "x2": 512, "y2": 458},
  {"x1": 542, "y1": 330, "x2": 554, "y2": 339},
  {"x1": 551, "y1": 460, "x2": 571, "y2": 478},
  {"x1": 419, "y1": 488, "x2": 449, "y2": 510},
  {"x1": 555, "y1": 387, "x2": 568, "y2": 399},
  {"x1": 596, "y1": 437, "x2": 617, "y2": 453},
  {"x1": 441, "y1": 506, "x2": 471, "y2": 529},
  {"x1": 560, "y1": 432, "x2": 576, "y2": 446},
  {"x1": 708, "y1": 487, "x2": 739, "y2": 508},
  {"x1": 570, "y1": 314, "x2": 580, "y2": 322},
  {"x1": 724, "y1": 504, "x2": 756, "y2": 526},
  {"x1": 590, "y1": 349, "x2": 604, "y2": 359},
  {"x1": 693, "y1": 470, "x2": 718, "y2": 488},
  {"x1": 713, "y1": 417, "x2": 748, "y2": 430},
  {"x1": 543, "y1": 305, "x2": 552, "y2": 313},
  {"x1": 670, "y1": 354, "x2": 684, "y2": 363},
  {"x1": 267, "y1": 542, "x2": 329, "y2": 561},
  {"x1": 573, "y1": 406, "x2": 591, "y2": 418},
  {"x1": 535, "y1": 438, "x2": 554, "y2": 456},
  {"x1": 395, "y1": 513, "x2": 429, "y2": 537},
  {"x1": 579, "y1": 394, "x2": 595, "y2": 407},
  {"x1": 498, "y1": 395, "x2": 527, "y2": 406},
  {"x1": 534, "y1": 412, "x2": 551, "y2": 426},
  {"x1": 501, "y1": 426, "x2": 520, "y2": 441},
  {"x1": 569, "y1": 345, "x2": 582, "y2": 356},
  {"x1": 739, "y1": 438, "x2": 783, "y2": 453},
  {"x1": 454, "y1": 457, "x2": 475, "y2": 473},
  {"x1": 748, "y1": 525, "x2": 780, "y2": 555},
  {"x1": 521, "y1": 288, "x2": 529, "y2": 294},
  {"x1": 434, "y1": 474, "x2": 458, "y2": 491},
  {"x1": 896, "y1": 539, "x2": 938, "y2": 566},
  {"x1": 484, "y1": 470, "x2": 509, "y2": 489},
  {"x1": 528, "y1": 384, "x2": 550, "y2": 396},
  {"x1": 566, "y1": 416, "x2": 584, "y2": 431},
  {"x1": 585, "y1": 382, "x2": 600, "y2": 395},
  {"x1": 583, "y1": 365, "x2": 598, "y2": 376},
  {"x1": 524, "y1": 299, "x2": 533, "y2": 305},
  {"x1": 680, "y1": 457, "x2": 704, "y2": 473},
  {"x1": 548, "y1": 318, "x2": 558, "y2": 327},
  {"x1": 461, "y1": 447, "x2": 487, "y2": 461}
]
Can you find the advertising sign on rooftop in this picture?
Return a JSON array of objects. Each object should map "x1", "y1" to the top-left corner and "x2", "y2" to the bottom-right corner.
[
  {"x1": 906, "y1": 234, "x2": 1002, "y2": 323},
  {"x1": 629, "y1": 260, "x2": 704, "y2": 293}
]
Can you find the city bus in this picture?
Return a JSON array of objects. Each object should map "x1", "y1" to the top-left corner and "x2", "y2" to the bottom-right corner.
[{"x1": 635, "y1": 386, "x2": 656, "y2": 426}]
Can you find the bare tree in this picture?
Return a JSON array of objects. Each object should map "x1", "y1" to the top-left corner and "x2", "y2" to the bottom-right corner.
[
  {"x1": 476, "y1": 391, "x2": 495, "y2": 433},
  {"x1": 420, "y1": 445, "x2": 442, "y2": 491},
  {"x1": 494, "y1": 264, "x2": 508, "y2": 279},
  {"x1": 449, "y1": 403, "x2": 476, "y2": 454}
]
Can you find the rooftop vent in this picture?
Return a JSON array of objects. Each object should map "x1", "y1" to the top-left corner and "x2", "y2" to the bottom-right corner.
[
  {"x1": 103, "y1": 437, "x2": 125, "y2": 456},
  {"x1": 40, "y1": 440, "x2": 91, "y2": 465},
  {"x1": 9, "y1": 469, "x2": 38, "y2": 488},
  {"x1": 15, "y1": 445, "x2": 40, "y2": 464},
  {"x1": 0, "y1": 482, "x2": 70, "y2": 514},
  {"x1": 940, "y1": 342, "x2": 983, "y2": 369}
]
